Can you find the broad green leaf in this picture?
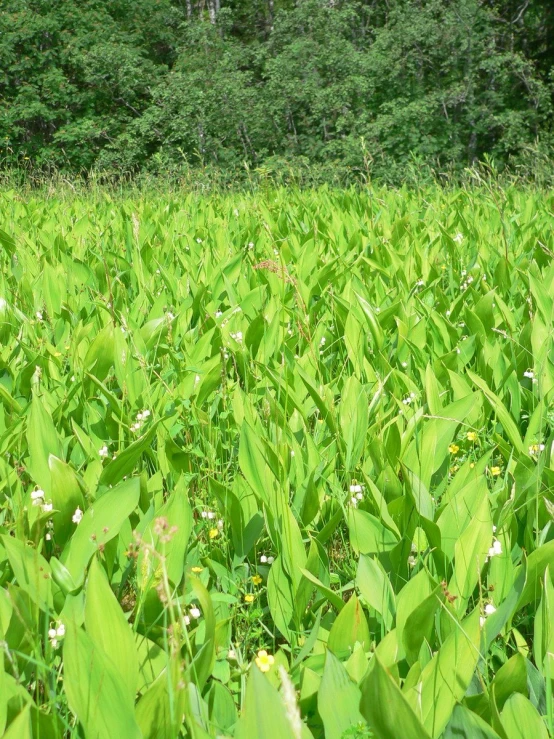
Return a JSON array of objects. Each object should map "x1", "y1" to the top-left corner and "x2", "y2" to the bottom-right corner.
[
  {"x1": 328, "y1": 593, "x2": 370, "y2": 655},
  {"x1": 85, "y1": 557, "x2": 139, "y2": 700},
  {"x1": 360, "y1": 656, "x2": 431, "y2": 739},
  {"x1": 318, "y1": 650, "x2": 365, "y2": 739},
  {"x1": 64, "y1": 624, "x2": 141, "y2": 739}
]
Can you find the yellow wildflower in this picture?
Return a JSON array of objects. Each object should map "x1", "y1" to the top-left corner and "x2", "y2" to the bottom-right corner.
[
  {"x1": 191, "y1": 566, "x2": 203, "y2": 573},
  {"x1": 448, "y1": 444, "x2": 460, "y2": 454},
  {"x1": 491, "y1": 466, "x2": 502, "y2": 476},
  {"x1": 255, "y1": 650, "x2": 274, "y2": 673},
  {"x1": 466, "y1": 432, "x2": 478, "y2": 442},
  {"x1": 209, "y1": 528, "x2": 219, "y2": 539},
  {"x1": 251, "y1": 575, "x2": 263, "y2": 585},
  {"x1": 244, "y1": 594, "x2": 255, "y2": 604}
]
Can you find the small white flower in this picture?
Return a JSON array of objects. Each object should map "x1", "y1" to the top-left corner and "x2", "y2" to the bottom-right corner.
[
  {"x1": 402, "y1": 396, "x2": 412, "y2": 405},
  {"x1": 215, "y1": 310, "x2": 222, "y2": 318},
  {"x1": 480, "y1": 616, "x2": 486, "y2": 627},
  {"x1": 228, "y1": 648, "x2": 237, "y2": 660},
  {"x1": 31, "y1": 488, "x2": 45, "y2": 501},
  {"x1": 207, "y1": 511, "x2": 215, "y2": 520},
  {"x1": 416, "y1": 280, "x2": 424, "y2": 287},
  {"x1": 189, "y1": 607, "x2": 201, "y2": 619},
  {"x1": 230, "y1": 331, "x2": 243, "y2": 343},
  {"x1": 196, "y1": 238, "x2": 203, "y2": 243},
  {"x1": 0, "y1": 298, "x2": 7, "y2": 310},
  {"x1": 456, "y1": 348, "x2": 461, "y2": 355},
  {"x1": 523, "y1": 370, "x2": 534, "y2": 379},
  {"x1": 319, "y1": 337, "x2": 326, "y2": 347},
  {"x1": 248, "y1": 242, "x2": 254, "y2": 250},
  {"x1": 408, "y1": 555, "x2": 417, "y2": 567},
  {"x1": 201, "y1": 511, "x2": 208, "y2": 519},
  {"x1": 56, "y1": 623, "x2": 65, "y2": 637},
  {"x1": 290, "y1": 450, "x2": 295, "y2": 457},
  {"x1": 48, "y1": 628, "x2": 57, "y2": 639},
  {"x1": 401, "y1": 361, "x2": 407, "y2": 368},
  {"x1": 350, "y1": 496, "x2": 359, "y2": 507},
  {"x1": 36, "y1": 310, "x2": 43, "y2": 320},
  {"x1": 184, "y1": 614, "x2": 191, "y2": 626},
  {"x1": 461, "y1": 269, "x2": 467, "y2": 277},
  {"x1": 45, "y1": 533, "x2": 52, "y2": 541},
  {"x1": 453, "y1": 233, "x2": 464, "y2": 243},
  {"x1": 484, "y1": 604, "x2": 496, "y2": 616},
  {"x1": 194, "y1": 374, "x2": 201, "y2": 385},
  {"x1": 260, "y1": 555, "x2": 268, "y2": 563},
  {"x1": 72, "y1": 507, "x2": 83, "y2": 524},
  {"x1": 492, "y1": 525, "x2": 497, "y2": 533},
  {"x1": 446, "y1": 310, "x2": 451, "y2": 317},
  {"x1": 42, "y1": 502, "x2": 53, "y2": 513},
  {"x1": 267, "y1": 556, "x2": 275, "y2": 564},
  {"x1": 99, "y1": 445, "x2": 109, "y2": 458},
  {"x1": 166, "y1": 312, "x2": 175, "y2": 321},
  {"x1": 71, "y1": 375, "x2": 76, "y2": 382},
  {"x1": 356, "y1": 492, "x2": 363, "y2": 500},
  {"x1": 217, "y1": 519, "x2": 224, "y2": 529},
  {"x1": 349, "y1": 484, "x2": 362, "y2": 493},
  {"x1": 487, "y1": 539, "x2": 502, "y2": 559}
]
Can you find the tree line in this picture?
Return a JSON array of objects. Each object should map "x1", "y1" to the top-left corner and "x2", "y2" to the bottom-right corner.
[{"x1": 1, "y1": 0, "x2": 553, "y2": 183}]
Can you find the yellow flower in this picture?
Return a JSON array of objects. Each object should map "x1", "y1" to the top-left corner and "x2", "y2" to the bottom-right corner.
[
  {"x1": 244, "y1": 594, "x2": 255, "y2": 604},
  {"x1": 191, "y1": 566, "x2": 203, "y2": 573},
  {"x1": 448, "y1": 444, "x2": 460, "y2": 454},
  {"x1": 209, "y1": 528, "x2": 219, "y2": 539},
  {"x1": 491, "y1": 466, "x2": 502, "y2": 476},
  {"x1": 466, "y1": 432, "x2": 478, "y2": 442},
  {"x1": 251, "y1": 575, "x2": 263, "y2": 585},
  {"x1": 469, "y1": 462, "x2": 475, "y2": 469},
  {"x1": 255, "y1": 650, "x2": 274, "y2": 673}
]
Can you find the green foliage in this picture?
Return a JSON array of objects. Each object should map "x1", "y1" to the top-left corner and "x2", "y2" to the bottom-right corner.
[
  {"x1": 0, "y1": 184, "x2": 553, "y2": 737},
  {"x1": 1, "y1": 0, "x2": 553, "y2": 181}
]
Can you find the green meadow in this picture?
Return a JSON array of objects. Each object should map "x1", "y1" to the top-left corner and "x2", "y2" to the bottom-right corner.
[{"x1": 0, "y1": 185, "x2": 553, "y2": 738}]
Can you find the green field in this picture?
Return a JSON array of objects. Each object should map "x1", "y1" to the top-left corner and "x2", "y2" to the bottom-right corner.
[{"x1": 0, "y1": 185, "x2": 553, "y2": 738}]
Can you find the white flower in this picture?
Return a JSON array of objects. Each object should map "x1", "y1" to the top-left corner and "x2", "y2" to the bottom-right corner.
[
  {"x1": 408, "y1": 555, "x2": 417, "y2": 567},
  {"x1": 99, "y1": 445, "x2": 109, "y2": 458},
  {"x1": 267, "y1": 556, "x2": 274, "y2": 564},
  {"x1": 401, "y1": 361, "x2": 407, "y2": 368},
  {"x1": 523, "y1": 370, "x2": 534, "y2": 379},
  {"x1": 72, "y1": 507, "x2": 83, "y2": 524},
  {"x1": 31, "y1": 488, "x2": 45, "y2": 501},
  {"x1": 480, "y1": 616, "x2": 486, "y2": 627},
  {"x1": 487, "y1": 539, "x2": 502, "y2": 559},
  {"x1": 349, "y1": 484, "x2": 362, "y2": 493},
  {"x1": 402, "y1": 396, "x2": 412, "y2": 405},
  {"x1": 217, "y1": 519, "x2": 224, "y2": 529},
  {"x1": 228, "y1": 648, "x2": 237, "y2": 660},
  {"x1": 260, "y1": 555, "x2": 268, "y2": 563},
  {"x1": 215, "y1": 310, "x2": 222, "y2": 318},
  {"x1": 207, "y1": 511, "x2": 215, "y2": 520},
  {"x1": 36, "y1": 310, "x2": 43, "y2": 320},
  {"x1": 319, "y1": 337, "x2": 326, "y2": 347},
  {"x1": 201, "y1": 511, "x2": 208, "y2": 519},
  {"x1": 456, "y1": 348, "x2": 461, "y2": 355},
  {"x1": 416, "y1": 280, "x2": 424, "y2": 287},
  {"x1": 0, "y1": 298, "x2": 6, "y2": 310},
  {"x1": 189, "y1": 607, "x2": 201, "y2": 619},
  {"x1": 453, "y1": 233, "x2": 464, "y2": 243},
  {"x1": 48, "y1": 628, "x2": 57, "y2": 639},
  {"x1": 446, "y1": 310, "x2": 451, "y2": 317},
  {"x1": 290, "y1": 450, "x2": 295, "y2": 457},
  {"x1": 196, "y1": 238, "x2": 203, "y2": 243},
  {"x1": 166, "y1": 312, "x2": 175, "y2": 321},
  {"x1": 350, "y1": 496, "x2": 359, "y2": 507},
  {"x1": 45, "y1": 533, "x2": 52, "y2": 541},
  {"x1": 42, "y1": 502, "x2": 53, "y2": 513},
  {"x1": 71, "y1": 375, "x2": 75, "y2": 382},
  {"x1": 230, "y1": 331, "x2": 243, "y2": 343},
  {"x1": 194, "y1": 375, "x2": 200, "y2": 385},
  {"x1": 484, "y1": 603, "x2": 496, "y2": 616},
  {"x1": 356, "y1": 492, "x2": 363, "y2": 500},
  {"x1": 57, "y1": 623, "x2": 65, "y2": 637},
  {"x1": 184, "y1": 614, "x2": 191, "y2": 626}
]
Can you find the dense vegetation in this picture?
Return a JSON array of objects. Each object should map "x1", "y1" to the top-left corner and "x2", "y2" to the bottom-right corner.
[
  {"x1": 1, "y1": 0, "x2": 553, "y2": 182},
  {"x1": 0, "y1": 185, "x2": 553, "y2": 737}
]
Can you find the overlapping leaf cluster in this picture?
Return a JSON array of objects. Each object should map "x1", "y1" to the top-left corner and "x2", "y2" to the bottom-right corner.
[{"x1": 0, "y1": 186, "x2": 553, "y2": 738}]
